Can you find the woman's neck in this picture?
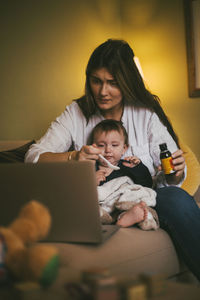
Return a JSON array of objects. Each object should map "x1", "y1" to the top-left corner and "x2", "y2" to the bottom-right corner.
[{"x1": 100, "y1": 103, "x2": 124, "y2": 121}]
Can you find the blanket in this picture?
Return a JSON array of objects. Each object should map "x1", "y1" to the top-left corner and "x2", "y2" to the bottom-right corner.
[
  {"x1": 98, "y1": 176, "x2": 157, "y2": 213},
  {"x1": 97, "y1": 176, "x2": 159, "y2": 230}
]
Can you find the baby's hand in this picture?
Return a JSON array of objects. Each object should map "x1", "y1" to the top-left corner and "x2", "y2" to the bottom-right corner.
[
  {"x1": 96, "y1": 170, "x2": 106, "y2": 185},
  {"x1": 122, "y1": 156, "x2": 140, "y2": 168}
]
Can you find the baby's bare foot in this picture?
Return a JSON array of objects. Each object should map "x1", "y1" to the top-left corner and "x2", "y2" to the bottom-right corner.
[
  {"x1": 140, "y1": 201, "x2": 148, "y2": 219},
  {"x1": 117, "y1": 201, "x2": 147, "y2": 228}
]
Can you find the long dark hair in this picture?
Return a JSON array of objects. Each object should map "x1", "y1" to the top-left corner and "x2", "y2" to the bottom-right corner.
[{"x1": 76, "y1": 39, "x2": 179, "y2": 147}]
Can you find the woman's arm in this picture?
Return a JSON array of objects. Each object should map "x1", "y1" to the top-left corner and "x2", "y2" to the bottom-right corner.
[
  {"x1": 147, "y1": 113, "x2": 186, "y2": 187},
  {"x1": 38, "y1": 144, "x2": 102, "y2": 162},
  {"x1": 25, "y1": 103, "x2": 84, "y2": 163},
  {"x1": 38, "y1": 151, "x2": 76, "y2": 162}
]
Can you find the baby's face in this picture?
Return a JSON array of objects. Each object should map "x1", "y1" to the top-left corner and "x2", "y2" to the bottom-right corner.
[{"x1": 94, "y1": 130, "x2": 127, "y2": 167}]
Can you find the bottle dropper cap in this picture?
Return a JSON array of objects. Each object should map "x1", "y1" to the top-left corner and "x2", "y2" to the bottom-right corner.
[{"x1": 159, "y1": 143, "x2": 167, "y2": 151}]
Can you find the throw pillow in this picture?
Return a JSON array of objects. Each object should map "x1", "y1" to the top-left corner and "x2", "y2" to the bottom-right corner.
[{"x1": 0, "y1": 140, "x2": 35, "y2": 163}]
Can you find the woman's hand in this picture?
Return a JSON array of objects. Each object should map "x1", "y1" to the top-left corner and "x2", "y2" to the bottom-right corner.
[
  {"x1": 122, "y1": 156, "x2": 141, "y2": 168},
  {"x1": 77, "y1": 144, "x2": 102, "y2": 161},
  {"x1": 157, "y1": 148, "x2": 185, "y2": 185},
  {"x1": 96, "y1": 170, "x2": 106, "y2": 185},
  {"x1": 171, "y1": 149, "x2": 185, "y2": 178}
]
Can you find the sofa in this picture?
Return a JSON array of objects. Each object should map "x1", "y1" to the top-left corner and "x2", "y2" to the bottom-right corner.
[{"x1": 0, "y1": 140, "x2": 200, "y2": 296}]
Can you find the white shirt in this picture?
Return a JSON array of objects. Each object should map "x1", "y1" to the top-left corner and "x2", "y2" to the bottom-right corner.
[{"x1": 25, "y1": 101, "x2": 185, "y2": 186}]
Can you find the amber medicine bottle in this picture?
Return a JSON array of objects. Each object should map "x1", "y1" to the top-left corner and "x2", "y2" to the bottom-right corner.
[{"x1": 159, "y1": 143, "x2": 175, "y2": 175}]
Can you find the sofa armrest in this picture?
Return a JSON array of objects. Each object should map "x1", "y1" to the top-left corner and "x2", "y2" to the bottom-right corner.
[
  {"x1": 0, "y1": 140, "x2": 30, "y2": 151},
  {"x1": 180, "y1": 141, "x2": 200, "y2": 196},
  {"x1": 0, "y1": 140, "x2": 35, "y2": 163},
  {"x1": 194, "y1": 186, "x2": 200, "y2": 203}
]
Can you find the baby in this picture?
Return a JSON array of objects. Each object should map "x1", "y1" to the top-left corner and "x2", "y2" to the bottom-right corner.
[{"x1": 90, "y1": 119, "x2": 159, "y2": 230}]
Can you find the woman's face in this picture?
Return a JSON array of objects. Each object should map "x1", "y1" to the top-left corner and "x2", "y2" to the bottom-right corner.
[{"x1": 89, "y1": 68, "x2": 123, "y2": 115}]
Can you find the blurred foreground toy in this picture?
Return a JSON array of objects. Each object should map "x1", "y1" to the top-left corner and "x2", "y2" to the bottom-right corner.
[
  {"x1": 0, "y1": 200, "x2": 59, "y2": 286},
  {"x1": 65, "y1": 268, "x2": 166, "y2": 300},
  {"x1": 0, "y1": 233, "x2": 7, "y2": 283}
]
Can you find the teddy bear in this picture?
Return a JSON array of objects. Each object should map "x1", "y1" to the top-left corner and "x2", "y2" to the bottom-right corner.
[{"x1": 0, "y1": 200, "x2": 59, "y2": 286}]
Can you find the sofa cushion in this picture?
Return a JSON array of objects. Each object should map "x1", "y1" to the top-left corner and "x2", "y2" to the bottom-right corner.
[
  {"x1": 180, "y1": 142, "x2": 200, "y2": 196},
  {"x1": 0, "y1": 140, "x2": 35, "y2": 163},
  {"x1": 50, "y1": 227, "x2": 180, "y2": 287}
]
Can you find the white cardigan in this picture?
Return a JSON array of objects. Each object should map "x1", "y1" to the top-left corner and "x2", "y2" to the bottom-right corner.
[{"x1": 25, "y1": 101, "x2": 185, "y2": 187}]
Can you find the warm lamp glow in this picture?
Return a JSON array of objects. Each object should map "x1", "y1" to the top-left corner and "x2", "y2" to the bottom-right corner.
[{"x1": 134, "y1": 56, "x2": 145, "y2": 79}]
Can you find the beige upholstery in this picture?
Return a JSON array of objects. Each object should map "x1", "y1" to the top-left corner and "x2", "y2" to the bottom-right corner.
[
  {"x1": 55, "y1": 228, "x2": 180, "y2": 281},
  {"x1": 0, "y1": 140, "x2": 200, "y2": 289},
  {"x1": 180, "y1": 141, "x2": 200, "y2": 196},
  {"x1": 0, "y1": 140, "x2": 29, "y2": 151}
]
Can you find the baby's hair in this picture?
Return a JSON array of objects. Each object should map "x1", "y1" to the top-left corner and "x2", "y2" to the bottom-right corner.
[{"x1": 91, "y1": 119, "x2": 129, "y2": 145}]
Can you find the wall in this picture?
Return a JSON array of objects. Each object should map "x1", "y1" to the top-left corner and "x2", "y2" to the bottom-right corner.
[
  {"x1": 0, "y1": 0, "x2": 121, "y2": 137},
  {"x1": 0, "y1": 0, "x2": 199, "y2": 160},
  {"x1": 121, "y1": 0, "x2": 200, "y2": 160}
]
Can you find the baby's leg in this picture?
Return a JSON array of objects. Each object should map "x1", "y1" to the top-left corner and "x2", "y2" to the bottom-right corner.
[
  {"x1": 138, "y1": 207, "x2": 160, "y2": 230},
  {"x1": 117, "y1": 201, "x2": 148, "y2": 228},
  {"x1": 99, "y1": 207, "x2": 113, "y2": 224}
]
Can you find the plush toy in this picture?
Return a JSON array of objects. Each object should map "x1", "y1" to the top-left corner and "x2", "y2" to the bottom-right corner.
[{"x1": 0, "y1": 200, "x2": 59, "y2": 286}]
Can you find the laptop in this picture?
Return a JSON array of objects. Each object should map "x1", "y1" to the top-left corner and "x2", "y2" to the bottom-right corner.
[{"x1": 0, "y1": 161, "x2": 119, "y2": 244}]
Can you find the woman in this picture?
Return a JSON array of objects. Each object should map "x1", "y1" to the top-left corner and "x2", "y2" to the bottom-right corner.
[{"x1": 25, "y1": 39, "x2": 200, "y2": 280}]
